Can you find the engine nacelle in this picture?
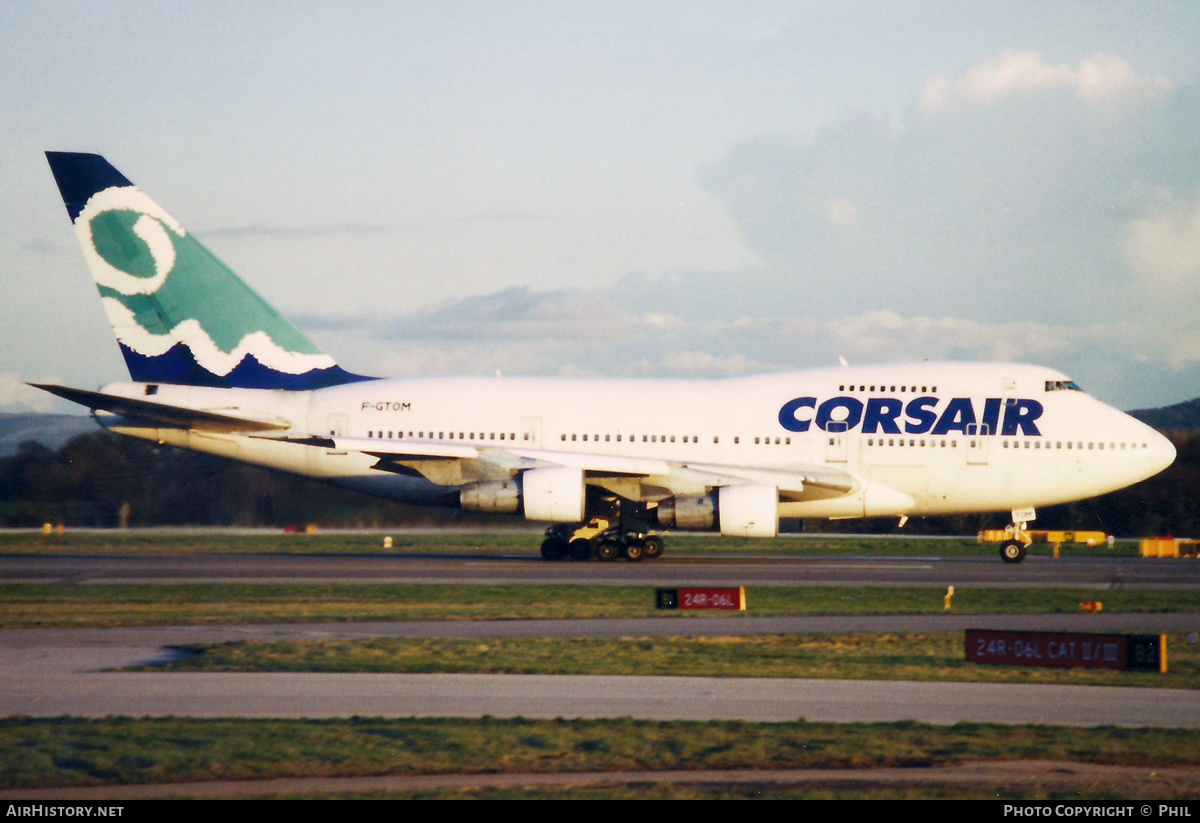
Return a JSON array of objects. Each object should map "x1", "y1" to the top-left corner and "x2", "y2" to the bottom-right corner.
[
  {"x1": 718, "y1": 484, "x2": 779, "y2": 538},
  {"x1": 521, "y1": 466, "x2": 586, "y2": 522},
  {"x1": 459, "y1": 480, "x2": 521, "y2": 514},
  {"x1": 656, "y1": 493, "x2": 717, "y2": 530}
]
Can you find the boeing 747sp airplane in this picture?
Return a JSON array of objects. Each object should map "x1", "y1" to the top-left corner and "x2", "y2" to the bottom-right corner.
[{"x1": 36, "y1": 152, "x2": 1176, "y2": 563}]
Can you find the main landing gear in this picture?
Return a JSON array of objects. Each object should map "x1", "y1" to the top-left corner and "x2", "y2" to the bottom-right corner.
[{"x1": 540, "y1": 519, "x2": 665, "y2": 562}]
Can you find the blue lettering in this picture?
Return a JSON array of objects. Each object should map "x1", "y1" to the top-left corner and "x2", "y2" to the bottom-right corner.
[
  {"x1": 931, "y1": 397, "x2": 977, "y2": 435},
  {"x1": 778, "y1": 395, "x2": 1043, "y2": 436},
  {"x1": 1002, "y1": 399, "x2": 1044, "y2": 436},
  {"x1": 904, "y1": 397, "x2": 938, "y2": 434},
  {"x1": 862, "y1": 397, "x2": 903, "y2": 434},
  {"x1": 816, "y1": 397, "x2": 863, "y2": 432},
  {"x1": 778, "y1": 397, "x2": 817, "y2": 432},
  {"x1": 981, "y1": 398, "x2": 1001, "y2": 435}
]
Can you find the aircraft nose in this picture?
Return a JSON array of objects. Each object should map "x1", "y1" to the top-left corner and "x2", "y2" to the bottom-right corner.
[{"x1": 1146, "y1": 427, "x2": 1177, "y2": 475}]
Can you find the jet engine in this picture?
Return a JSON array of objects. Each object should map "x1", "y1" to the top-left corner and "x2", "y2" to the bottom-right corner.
[
  {"x1": 656, "y1": 484, "x2": 779, "y2": 538},
  {"x1": 458, "y1": 479, "x2": 521, "y2": 514},
  {"x1": 717, "y1": 484, "x2": 779, "y2": 537},
  {"x1": 459, "y1": 466, "x2": 586, "y2": 523},
  {"x1": 656, "y1": 493, "x2": 717, "y2": 530}
]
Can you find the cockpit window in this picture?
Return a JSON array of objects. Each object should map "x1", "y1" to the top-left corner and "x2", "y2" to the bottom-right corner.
[{"x1": 1045, "y1": 380, "x2": 1083, "y2": 392}]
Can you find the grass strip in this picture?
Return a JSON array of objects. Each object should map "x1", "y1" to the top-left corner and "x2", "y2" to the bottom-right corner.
[
  {"x1": 2, "y1": 583, "x2": 1196, "y2": 628},
  {"x1": 3, "y1": 716, "x2": 1198, "y2": 790},
  {"x1": 148, "y1": 632, "x2": 1200, "y2": 689},
  {"x1": 0, "y1": 530, "x2": 1139, "y2": 558}
]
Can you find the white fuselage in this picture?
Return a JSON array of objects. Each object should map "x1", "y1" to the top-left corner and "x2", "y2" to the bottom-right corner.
[{"x1": 97, "y1": 361, "x2": 1176, "y2": 522}]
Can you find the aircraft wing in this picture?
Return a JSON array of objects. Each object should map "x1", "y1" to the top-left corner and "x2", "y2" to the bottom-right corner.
[
  {"x1": 331, "y1": 436, "x2": 482, "y2": 461},
  {"x1": 668, "y1": 463, "x2": 857, "y2": 498},
  {"x1": 331, "y1": 436, "x2": 856, "y2": 501},
  {"x1": 497, "y1": 450, "x2": 857, "y2": 498},
  {"x1": 30, "y1": 384, "x2": 294, "y2": 434}
]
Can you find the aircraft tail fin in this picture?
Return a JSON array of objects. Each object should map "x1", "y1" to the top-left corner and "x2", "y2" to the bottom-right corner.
[{"x1": 45, "y1": 152, "x2": 372, "y2": 390}]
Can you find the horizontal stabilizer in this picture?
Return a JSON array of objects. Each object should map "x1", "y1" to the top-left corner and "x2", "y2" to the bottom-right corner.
[{"x1": 30, "y1": 383, "x2": 293, "y2": 434}]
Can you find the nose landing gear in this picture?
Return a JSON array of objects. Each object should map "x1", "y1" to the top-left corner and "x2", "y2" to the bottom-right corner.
[
  {"x1": 1000, "y1": 538, "x2": 1028, "y2": 564},
  {"x1": 998, "y1": 508, "x2": 1035, "y2": 564}
]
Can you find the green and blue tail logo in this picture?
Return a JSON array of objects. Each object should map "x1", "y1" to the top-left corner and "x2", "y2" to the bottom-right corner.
[{"x1": 45, "y1": 152, "x2": 372, "y2": 390}]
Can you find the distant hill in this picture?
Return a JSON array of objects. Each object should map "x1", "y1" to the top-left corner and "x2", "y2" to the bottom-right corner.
[
  {"x1": 1129, "y1": 398, "x2": 1200, "y2": 432},
  {"x1": 0, "y1": 413, "x2": 100, "y2": 457}
]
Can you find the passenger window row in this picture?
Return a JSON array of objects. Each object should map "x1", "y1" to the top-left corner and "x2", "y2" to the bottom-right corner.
[
  {"x1": 366, "y1": 431, "x2": 524, "y2": 441},
  {"x1": 560, "y1": 434, "x2": 702, "y2": 444},
  {"x1": 839, "y1": 384, "x2": 937, "y2": 393},
  {"x1": 866, "y1": 438, "x2": 955, "y2": 447},
  {"x1": 1003, "y1": 441, "x2": 1149, "y2": 450}
]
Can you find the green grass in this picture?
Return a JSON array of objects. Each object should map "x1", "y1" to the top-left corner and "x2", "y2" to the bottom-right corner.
[
  {"x1": 0, "y1": 529, "x2": 1142, "y2": 559},
  {"x1": 0, "y1": 530, "x2": 541, "y2": 556},
  {"x1": 1, "y1": 583, "x2": 1195, "y2": 628},
  {"x1": 1, "y1": 532, "x2": 1191, "y2": 798},
  {"x1": 148, "y1": 632, "x2": 1200, "y2": 689},
  {"x1": 2, "y1": 716, "x2": 1197, "y2": 791}
]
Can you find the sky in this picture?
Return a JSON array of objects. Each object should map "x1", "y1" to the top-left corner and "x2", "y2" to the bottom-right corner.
[{"x1": 3, "y1": 1, "x2": 1200, "y2": 414}]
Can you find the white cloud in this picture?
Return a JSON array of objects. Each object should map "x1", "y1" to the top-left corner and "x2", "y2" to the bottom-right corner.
[
  {"x1": 1163, "y1": 334, "x2": 1200, "y2": 370},
  {"x1": 1122, "y1": 189, "x2": 1200, "y2": 300},
  {"x1": 372, "y1": 344, "x2": 555, "y2": 378},
  {"x1": 657, "y1": 350, "x2": 770, "y2": 376},
  {"x1": 824, "y1": 197, "x2": 859, "y2": 229},
  {"x1": 642, "y1": 312, "x2": 686, "y2": 331},
  {"x1": 814, "y1": 310, "x2": 1073, "y2": 363},
  {"x1": 1075, "y1": 53, "x2": 1171, "y2": 105},
  {"x1": 919, "y1": 51, "x2": 1170, "y2": 111},
  {"x1": 388, "y1": 288, "x2": 687, "y2": 342},
  {"x1": 0, "y1": 373, "x2": 61, "y2": 413}
]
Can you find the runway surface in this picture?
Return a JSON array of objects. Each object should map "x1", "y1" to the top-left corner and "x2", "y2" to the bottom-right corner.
[
  {"x1": 2, "y1": 615, "x2": 1197, "y2": 727},
  {"x1": 3, "y1": 552, "x2": 1197, "y2": 727},
  {"x1": 4, "y1": 551, "x2": 1199, "y2": 587}
]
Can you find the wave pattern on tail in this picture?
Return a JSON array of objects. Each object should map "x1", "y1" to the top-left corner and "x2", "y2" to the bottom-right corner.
[{"x1": 46, "y1": 152, "x2": 372, "y2": 390}]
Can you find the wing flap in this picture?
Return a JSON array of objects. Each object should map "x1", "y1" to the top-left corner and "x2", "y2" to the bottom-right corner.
[
  {"x1": 334, "y1": 434, "x2": 856, "y2": 501},
  {"x1": 680, "y1": 463, "x2": 857, "y2": 496},
  {"x1": 506, "y1": 448, "x2": 672, "y2": 477}
]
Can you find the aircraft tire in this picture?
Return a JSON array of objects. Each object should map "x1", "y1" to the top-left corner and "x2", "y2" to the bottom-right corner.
[
  {"x1": 624, "y1": 541, "x2": 645, "y2": 562},
  {"x1": 568, "y1": 538, "x2": 594, "y2": 561},
  {"x1": 541, "y1": 538, "x2": 568, "y2": 561},
  {"x1": 642, "y1": 535, "x2": 664, "y2": 559},
  {"x1": 595, "y1": 539, "x2": 619, "y2": 561},
  {"x1": 1000, "y1": 540, "x2": 1027, "y2": 564}
]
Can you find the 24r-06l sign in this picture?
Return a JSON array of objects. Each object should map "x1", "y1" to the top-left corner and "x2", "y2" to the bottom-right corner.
[
  {"x1": 656, "y1": 587, "x2": 746, "y2": 611},
  {"x1": 965, "y1": 629, "x2": 1166, "y2": 672}
]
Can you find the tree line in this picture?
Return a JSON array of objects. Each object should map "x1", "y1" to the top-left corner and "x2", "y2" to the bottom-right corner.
[{"x1": 1, "y1": 430, "x2": 1196, "y2": 537}]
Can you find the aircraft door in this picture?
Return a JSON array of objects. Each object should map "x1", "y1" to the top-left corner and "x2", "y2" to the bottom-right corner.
[
  {"x1": 520, "y1": 416, "x2": 543, "y2": 448},
  {"x1": 965, "y1": 423, "x2": 990, "y2": 465},
  {"x1": 325, "y1": 413, "x2": 348, "y2": 456},
  {"x1": 825, "y1": 421, "x2": 848, "y2": 463}
]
